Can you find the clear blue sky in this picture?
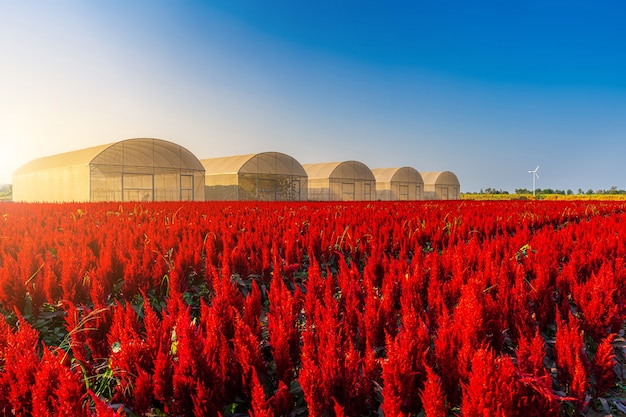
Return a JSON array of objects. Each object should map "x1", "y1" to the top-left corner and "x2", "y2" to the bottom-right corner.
[{"x1": 1, "y1": 0, "x2": 625, "y2": 192}]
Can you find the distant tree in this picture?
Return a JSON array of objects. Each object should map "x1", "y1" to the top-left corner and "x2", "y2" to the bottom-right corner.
[
  {"x1": 538, "y1": 188, "x2": 554, "y2": 195},
  {"x1": 515, "y1": 188, "x2": 531, "y2": 194},
  {"x1": 0, "y1": 185, "x2": 11, "y2": 201},
  {"x1": 482, "y1": 188, "x2": 509, "y2": 195},
  {"x1": 567, "y1": 189, "x2": 573, "y2": 195}
]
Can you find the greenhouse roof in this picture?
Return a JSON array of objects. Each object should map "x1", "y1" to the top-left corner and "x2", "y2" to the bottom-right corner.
[{"x1": 14, "y1": 138, "x2": 204, "y2": 175}]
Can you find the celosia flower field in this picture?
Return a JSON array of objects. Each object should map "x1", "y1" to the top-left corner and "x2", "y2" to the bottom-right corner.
[{"x1": 0, "y1": 201, "x2": 624, "y2": 416}]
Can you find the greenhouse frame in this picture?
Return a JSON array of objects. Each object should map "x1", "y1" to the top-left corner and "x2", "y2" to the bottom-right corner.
[
  {"x1": 200, "y1": 152, "x2": 308, "y2": 201},
  {"x1": 12, "y1": 138, "x2": 205, "y2": 202},
  {"x1": 421, "y1": 171, "x2": 461, "y2": 200},
  {"x1": 372, "y1": 167, "x2": 424, "y2": 200},
  {"x1": 303, "y1": 161, "x2": 376, "y2": 201}
]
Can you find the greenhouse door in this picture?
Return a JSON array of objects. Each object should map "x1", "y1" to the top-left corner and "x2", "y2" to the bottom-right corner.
[
  {"x1": 364, "y1": 183, "x2": 372, "y2": 200},
  {"x1": 399, "y1": 185, "x2": 409, "y2": 200},
  {"x1": 341, "y1": 183, "x2": 355, "y2": 201},
  {"x1": 180, "y1": 174, "x2": 194, "y2": 201},
  {"x1": 122, "y1": 173, "x2": 153, "y2": 201}
]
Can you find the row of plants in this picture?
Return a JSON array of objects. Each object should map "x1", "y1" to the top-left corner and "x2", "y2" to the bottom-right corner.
[{"x1": 0, "y1": 200, "x2": 624, "y2": 416}]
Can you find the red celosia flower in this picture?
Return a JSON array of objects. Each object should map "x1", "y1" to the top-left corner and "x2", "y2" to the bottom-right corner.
[
  {"x1": 592, "y1": 333, "x2": 617, "y2": 397},
  {"x1": 554, "y1": 311, "x2": 589, "y2": 404},
  {"x1": 152, "y1": 347, "x2": 174, "y2": 406},
  {"x1": 381, "y1": 302, "x2": 430, "y2": 415},
  {"x1": 269, "y1": 380, "x2": 293, "y2": 416},
  {"x1": 0, "y1": 315, "x2": 40, "y2": 415},
  {"x1": 516, "y1": 329, "x2": 548, "y2": 379},
  {"x1": 249, "y1": 368, "x2": 272, "y2": 417},
  {"x1": 572, "y1": 262, "x2": 620, "y2": 340},
  {"x1": 32, "y1": 347, "x2": 87, "y2": 417},
  {"x1": 267, "y1": 268, "x2": 300, "y2": 385},
  {"x1": 89, "y1": 390, "x2": 125, "y2": 416},
  {"x1": 333, "y1": 398, "x2": 346, "y2": 417},
  {"x1": 233, "y1": 315, "x2": 265, "y2": 398},
  {"x1": 419, "y1": 365, "x2": 447, "y2": 417},
  {"x1": 461, "y1": 348, "x2": 517, "y2": 417}
]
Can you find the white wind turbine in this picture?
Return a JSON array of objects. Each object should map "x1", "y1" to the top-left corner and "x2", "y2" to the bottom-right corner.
[{"x1": 528, "y1": 165, "x2": 540, "y2": 197}]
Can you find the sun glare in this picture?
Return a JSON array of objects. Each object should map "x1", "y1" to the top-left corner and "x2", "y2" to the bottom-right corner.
[{"x1": 0, "y1": 142, "x2": 25, "y2": 184}]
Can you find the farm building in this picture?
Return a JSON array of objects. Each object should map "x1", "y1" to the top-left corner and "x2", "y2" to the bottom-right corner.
[
  {"x1": 421, "y1": 171, "x2": 461, "y2": 200},
  {"x1": 201, "y1": 152, "x2": 308, "y2": 201},
  {"x1": 303, "y1": 161, "x2": 376, "y2": 201},
  {"x1": 372, "y1": 167, "x2": 424, "y2": 200},
  {"x1": 12, "y1": 138, "x2": 205, "y2": 202}
]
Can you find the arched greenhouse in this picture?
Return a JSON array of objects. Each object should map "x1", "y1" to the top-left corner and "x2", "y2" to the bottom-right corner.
[
  {"x1": 372, "y1": 167, "x2": 424, "y2": 200},
  {"x1": 12, "y1": 138, "x2": 205, "y2": 202},
  {"x1": 200, "y1": 152, "x2": 308, "y2": 201},
  {"x1": 421, "y1": 171, "x2": 461, "y2": 200},
  {"x1": 303, "y1": 161, "x2": 376, "y2": 201}
]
